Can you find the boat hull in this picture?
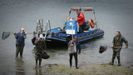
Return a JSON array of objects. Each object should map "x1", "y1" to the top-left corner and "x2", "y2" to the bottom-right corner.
[{"x1": 45, "y1": 28, "x2": 104, "y2": 46}]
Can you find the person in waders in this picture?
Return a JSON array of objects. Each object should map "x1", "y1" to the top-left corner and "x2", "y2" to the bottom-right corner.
[
  {"x1": 111, "y1": 31, "x2": 128, "y2": 66},
  {"x1": 14, "y1": 27, "x2": 26, "y2": 58}
]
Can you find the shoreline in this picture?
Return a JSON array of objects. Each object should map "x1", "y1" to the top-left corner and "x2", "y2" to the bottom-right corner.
[{"x1": 33, "y1": 63, "x2": 133, "y2": 75}]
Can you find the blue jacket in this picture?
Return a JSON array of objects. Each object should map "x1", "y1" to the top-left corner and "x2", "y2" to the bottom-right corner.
[
  {"x1": 15, "y1": 32, "x2": 26, "y2": 45},
  {"x1": 65, "y1": 20, "x2": 78, "y2": 34}
]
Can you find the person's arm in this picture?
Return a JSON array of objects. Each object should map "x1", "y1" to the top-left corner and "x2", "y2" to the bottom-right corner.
[
  {"x1": 68, "y1": 41, "x2": 71, "y2": 47},
  {"x1": 122, "y1": 36, "x2": 128, "y2": 48},
  {"x1": 112, "y1": 37, "x2": 115, "y2": 48},
  {"x1": 14, "y1": 33, "x2": 18, "y2": 39},
  {"x1": 23, "y1": 32, "x2": 26, "y2": 39},
  {"x1": 35, "y1": 39, "x2": 38, "y2": 45}
]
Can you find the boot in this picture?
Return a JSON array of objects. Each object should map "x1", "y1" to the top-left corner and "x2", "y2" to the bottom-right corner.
[
  {"x1": 69, "y1": 59, "x2": 72, "y2": 68},
  {"x1": 111, "y1": 57, "x2": 115, "y2": 65}
]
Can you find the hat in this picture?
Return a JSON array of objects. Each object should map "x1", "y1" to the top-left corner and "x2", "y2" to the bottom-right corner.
[{"x1": 39, "y1": 34, "x2": 43, "y2": 38}]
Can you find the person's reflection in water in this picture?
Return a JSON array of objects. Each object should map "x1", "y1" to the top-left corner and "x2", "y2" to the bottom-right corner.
[
  {"x1": 15, "y1": 58, "x2": 25, "y2": 75},
  {"x1": 35, "y1": 68, "x2": 42, "y2": 75}
]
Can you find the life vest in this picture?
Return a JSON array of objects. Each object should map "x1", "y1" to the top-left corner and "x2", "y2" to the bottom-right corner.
[
  {"x1": 77, "y1": 12, "x2": 85, "y2": 26},
  {"x1": 89, "y1": 19, "x2": 95, "y2": 28}
]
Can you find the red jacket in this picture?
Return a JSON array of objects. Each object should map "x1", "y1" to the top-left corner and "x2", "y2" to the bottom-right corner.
[{"x1": 77, "y1": 12, "x2": 85, "y2": 26}]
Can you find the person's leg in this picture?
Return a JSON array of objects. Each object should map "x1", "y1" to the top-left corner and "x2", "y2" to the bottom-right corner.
[
  {"x1": 117, "y1": 56, "x2": 121, "y2": 66},
  {"x1": 20, "y1": 45, "x2": 24, "y2": 58},
  {"x1": 111, "y1": 50, "x2": 117, "y2": 65},
  {"x1": 69, "y1": 53, "x2": 73, "y2": 67},
  {"x1": 39, "y1": 58, "x2": 42, "y2": 67},
  {"x1": 16, "y1": 44, "x2": 20, "y2": 57},
  {"x1": 77, "y1": 44, "x2": 81, "y2": 54},
  {"x1": 74, "y1": 53, "x2": 78, "y2": 69},
  {"x1": 117, "y1": 48, "x2": 121, "y2": 66},
  {"x1": 35, "y1": 56, "x2": 38, "y2": 67},
  {"x1": 78, "y1": 45, "x2": 81, "y2": 54}
]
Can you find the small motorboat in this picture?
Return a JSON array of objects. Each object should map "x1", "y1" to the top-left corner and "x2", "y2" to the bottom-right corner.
[{"x1": 45, "y1": 7, "x2": 104, "y2": 45}]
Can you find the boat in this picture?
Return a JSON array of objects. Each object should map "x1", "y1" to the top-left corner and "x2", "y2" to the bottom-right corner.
[{"x1": 33, "y1": 7, "x2": 104, "y2": 46}]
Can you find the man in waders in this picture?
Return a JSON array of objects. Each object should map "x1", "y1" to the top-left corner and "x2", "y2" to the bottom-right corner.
[
  {"x1": 14, "y1": 27, "x2": 26, "y2": 58},
  {"x1": 111, "y1": 31, "x2": 128, "y2": 66}
]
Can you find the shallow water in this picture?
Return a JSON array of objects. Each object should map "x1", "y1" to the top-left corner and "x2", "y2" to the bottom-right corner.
[{"x1": 0, "y1": 0, "x2": 133, "y2": 75}]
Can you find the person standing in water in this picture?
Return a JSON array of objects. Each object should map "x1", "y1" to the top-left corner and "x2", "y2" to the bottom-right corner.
[
  {"x1": 34, "y1": 34, "x2": 46, "y2": 68},
  {"x1": 14, "y1": 27, "x2": 26, "y2": 58},
  {"x1": 111, "y1": 31, "x2": 128, "y2": 66}
]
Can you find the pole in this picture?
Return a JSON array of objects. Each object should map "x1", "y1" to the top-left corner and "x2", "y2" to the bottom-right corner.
[
  {"x1": 48, "y1": 20, "x2": 51, "y2": 33},
  {"x1": 93, "y1": 10, "x2": 98, "y2": 28}
]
